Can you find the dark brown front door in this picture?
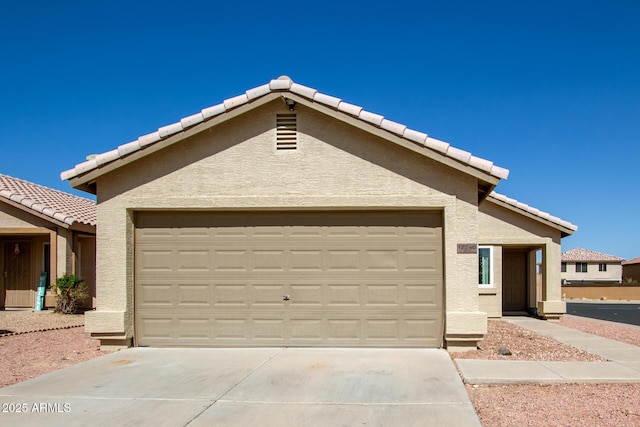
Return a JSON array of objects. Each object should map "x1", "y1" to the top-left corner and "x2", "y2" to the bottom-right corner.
[
  {"x1": 4, "y1": 241, "x2": 33, "y2": 307},
  {"x1": 502, "y1": 250, "x2": 527, "y2": 312}
]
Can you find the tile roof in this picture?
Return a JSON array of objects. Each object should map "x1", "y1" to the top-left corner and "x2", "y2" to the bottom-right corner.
[
  {"x1": 622, "y1": 256, "x2": 640, "y2": 265},
  {"x1": 61, "y1": 76, "x2": 510, "y2": 183},
  {"x1": 0, "y1": 174, "x2": 96, "y2": 227},
  {"x1": 561, "y1": 248, "x2": 625, "y2": 262},
  {"x1": 487, "y1": 191, "x2": 578, "y2": 233}
]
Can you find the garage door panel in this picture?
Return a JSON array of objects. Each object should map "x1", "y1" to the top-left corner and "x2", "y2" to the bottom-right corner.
[
  {"x1": 137, "y1": 283, "x2": 173, "y2": 306},
  {"x1": 177, "y1": 284, "x2": 210, "y2": 306},
  {"x1": 135, "y1": 211, "x2": 443, "y2": 347},
  {"x1": 135, "y1": 309, "x2": 442, "y2": 347}
]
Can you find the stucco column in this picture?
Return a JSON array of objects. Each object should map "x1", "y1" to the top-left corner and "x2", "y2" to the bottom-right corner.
[
  {"x1": 84, "y1": 203, "x2": 132, "y2": 348},
  {"x1": 538, "y1": 241, "x2": 565, "y2": 321},
  {"x1": 56, "y1": 227, "x2": 73, "y2": 277},
  {"x1": 445, "y1": 198, "x2": 487, "y2": 351}
]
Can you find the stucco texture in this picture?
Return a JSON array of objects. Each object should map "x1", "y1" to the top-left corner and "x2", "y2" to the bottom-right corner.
[{"x1": 87, "y1": 99, "x2": 492, "y2": 347}]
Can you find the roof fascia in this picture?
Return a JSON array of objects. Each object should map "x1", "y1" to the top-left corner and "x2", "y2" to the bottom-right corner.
[
  {"x1": 487, "y1": 197, "x2": 575, "y2": 237},
  {"x1": 0, "y1": 197, "x2": 69, "y2": 229},
  {"x1": 69, "y1": 222, "x2": 96, "y2": 233}
]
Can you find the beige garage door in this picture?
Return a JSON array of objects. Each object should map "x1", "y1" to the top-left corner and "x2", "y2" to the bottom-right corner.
[{"x1": 135, "y1": 211, "x2": 443, "y2": 347}]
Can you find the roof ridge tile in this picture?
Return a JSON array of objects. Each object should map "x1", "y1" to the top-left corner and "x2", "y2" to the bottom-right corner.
[{"x1": 290, "y1": 83, "x2": 318, "y2": 99}]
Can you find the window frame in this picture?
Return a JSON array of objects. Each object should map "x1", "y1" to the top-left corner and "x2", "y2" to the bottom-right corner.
[
  {"x1": 576, "y1": 262, "x2": 588, "y2": 273},
  {"x1": 598, "y1": 263, "x2": 607, "y2": 272},
  {"x1": 478, "y1": 246, "x2": 494, "y2": 287},
  {"x1": 561, "y1": 262, "x2": 567, "y2": 272}
]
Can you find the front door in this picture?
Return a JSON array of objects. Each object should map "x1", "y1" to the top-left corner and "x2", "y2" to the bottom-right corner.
[
  {"x1": 4, "y1": 241, "x2": 33, "y2": 307},
  {"x1": 502, "y1": 250, "x2": 527, "y2": 312}
]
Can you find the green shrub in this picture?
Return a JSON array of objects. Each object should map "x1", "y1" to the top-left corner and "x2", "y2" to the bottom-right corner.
[{"x1": 53, "y1": 274, "x2": 89, "y2": 314}]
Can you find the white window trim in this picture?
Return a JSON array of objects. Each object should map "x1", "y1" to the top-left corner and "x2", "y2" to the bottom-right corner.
[{"x1": 478, "y1": 245, "x2": 494, "y2": 287}]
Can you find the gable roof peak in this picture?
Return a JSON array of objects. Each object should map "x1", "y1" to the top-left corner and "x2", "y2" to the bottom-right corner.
[{"x1": 61, "y1": 77, "x2": 510, "y2": 187}]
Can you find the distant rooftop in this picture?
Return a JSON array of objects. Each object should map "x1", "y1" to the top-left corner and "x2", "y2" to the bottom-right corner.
[
  {"x1": 561, "y1": 248, "x2": 625, "y2": 263},
  {"x1": 622, "y1": 256, "x2": 640, "y2": 266},
  {"x1": 0, "y1": 174, "x2": 96, "y2": 227}
]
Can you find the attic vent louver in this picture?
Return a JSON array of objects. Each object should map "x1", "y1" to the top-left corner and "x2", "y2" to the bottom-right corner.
[{"x1": 276, "y1": 113, "x2": 297, "y2": 150}]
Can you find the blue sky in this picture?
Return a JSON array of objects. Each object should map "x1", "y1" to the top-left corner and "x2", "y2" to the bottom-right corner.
[{"x1": 1, "y1": 1, "x2": 638, "y2": 259}]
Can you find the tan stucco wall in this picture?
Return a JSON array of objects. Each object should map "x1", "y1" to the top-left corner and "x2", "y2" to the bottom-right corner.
[
  {"x1": 87, "y1": 99, "x2": 487, "y2": 347},
  {"x1": 561, "y1": 262, "x2": 623, "y2": 283},
  {"x1": 0, "y1": 203, "x2": 54, "y2": 228},
  {"x1": 478, "y1": 201, "x2": 566, "y2": 319},
  {"x1": 563, "y1": 285, "x2": 640, "y2": 300}
]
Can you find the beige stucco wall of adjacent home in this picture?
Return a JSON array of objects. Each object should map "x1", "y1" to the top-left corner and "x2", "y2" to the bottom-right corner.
[
  {"x1": 85, "y1": 99, "x2": 487, "y2": 349},
  {"x1": 561, "y1": 262, "x2": 622, "y2": 283},
  {"x1": 478, "y1": 201, "x2": 565, "y2": 320},
  {"x1": 0, "y1": 202, "x2": 59, "y2": 292},
  {"x1": 0, "y1": 199, "x2": 95, "y2": 308}
]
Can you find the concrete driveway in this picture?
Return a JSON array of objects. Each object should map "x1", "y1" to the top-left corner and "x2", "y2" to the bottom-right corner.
[{"x1": 0, "y1": 348, "x2": 480, "y2": 426}]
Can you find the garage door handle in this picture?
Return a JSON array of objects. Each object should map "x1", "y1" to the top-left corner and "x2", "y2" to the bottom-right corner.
[{"x1": 283, "y1": 294, "x2": 290, "y2": 301}]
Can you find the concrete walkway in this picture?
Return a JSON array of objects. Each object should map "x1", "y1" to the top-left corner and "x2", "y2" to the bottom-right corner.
[
  {"x1": 0, "y1": 348, "x2": 481, "y2": 426},
  {"x1": 455, "y1": 316, "x2": 640, "y2": 385}
]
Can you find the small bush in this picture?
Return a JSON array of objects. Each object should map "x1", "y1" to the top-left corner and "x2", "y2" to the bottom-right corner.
[{"x1": 53, "y1": 274, "x2": 89, "y2": 314}]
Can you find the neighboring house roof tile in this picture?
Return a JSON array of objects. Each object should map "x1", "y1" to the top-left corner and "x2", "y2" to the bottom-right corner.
[
  {"x1": 61, "y1": 76, "x2": 510, "y2": 183},
  {"x1": 0, "y1": 174, "x2": 96, "y2": 227},
  {"x1": 487, "y1": 191, "x2": 578, "y2": 233},
  {"x1": 561, "y1": 248, "x2": 625, "y2": 262},
  {"x1": 622, "y1": 256, "x2": 640, "y2": 266}
]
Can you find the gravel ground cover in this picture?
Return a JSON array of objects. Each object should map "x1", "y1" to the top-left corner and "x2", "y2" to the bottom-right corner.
[
  {"x1": 451, "y1": 318, "x2": 606, "y2": 361},
  {"x1": 461, "y1": 315, "x2": 640, "y2": 427},
  {"x1": 1, "y1": 310, "x2": 639, "y2": 426},
  {"x1": 0, "y1": 310, "x2": 84, "y2": 335},
  {"x1": 469, "y1": 383, "x2": 640, "y2": 427},
  {"x1": 0, "y1": 311, "x2": 113, "y2": 388}
]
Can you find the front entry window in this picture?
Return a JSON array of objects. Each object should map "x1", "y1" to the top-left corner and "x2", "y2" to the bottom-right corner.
[{"x1": 478, "y1": 246, "x2": 493, "y2": 286}]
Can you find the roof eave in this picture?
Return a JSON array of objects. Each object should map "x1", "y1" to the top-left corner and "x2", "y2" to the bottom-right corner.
[
  {"x1": 67, "y1": 92, "x2": 284, "y2": 191},
  {"x1": 0, "y1": 196, "x2": 71, "y2": 229},
  {"x1": 283, "y1": 93, "x2": 502, "y2": 187},
  {"x1": 488, "y1": 196, "x2": 577, "y2": 237}
]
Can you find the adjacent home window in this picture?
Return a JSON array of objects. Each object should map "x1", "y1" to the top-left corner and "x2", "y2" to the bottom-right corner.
[
  {"x1": 576, "y1": 262, "x2": 588, "y2": 273},
  {"x1": 561, "y1": 262, "x2": 566, "y2": 272},
  {"x1": 478, "y1": 246, "x2": 493, "y2": 287},
  {"x1": 599, "y1": 263, "x2": 607, "y2": 272}
]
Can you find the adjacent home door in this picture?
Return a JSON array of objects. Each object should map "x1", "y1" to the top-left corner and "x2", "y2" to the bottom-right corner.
[
  {"x1": 502, "y1": 250, "x2": 528, "y2": 312},
  {"x1": 3, "y1": 241, "x2": 33, "y2": 307}
]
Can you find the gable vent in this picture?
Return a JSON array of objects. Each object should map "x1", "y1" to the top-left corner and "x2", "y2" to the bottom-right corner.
[{"x1": 276, "y1": 113, "x2": 297, "y2": 150}]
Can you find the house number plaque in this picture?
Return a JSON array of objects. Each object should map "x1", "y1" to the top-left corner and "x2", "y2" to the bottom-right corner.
[{"x1": 457, "y1": 243, "x2": 477, "y2": 254}]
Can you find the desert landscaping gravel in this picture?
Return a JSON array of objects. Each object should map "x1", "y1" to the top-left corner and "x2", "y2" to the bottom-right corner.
[
  {"x1": 451, "y1": 318, "x2": 607, "y2": 361},
  {"x1": 461, "y1": 315, "x2": 640, "y2": 427},
  {"x1": 1, "y1": 310, "x2": 639, "y2": 426}
]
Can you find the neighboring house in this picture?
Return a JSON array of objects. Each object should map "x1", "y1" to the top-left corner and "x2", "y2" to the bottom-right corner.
[
  {"x1": 622, "y1": 257, "x2": 640, "y2": 283},
  {"x1": 61, "y1": 76, "x2": 576, "y2": 351},
  {"x1": 561, "y1": 248, "x2": 625, "y2": 284},
  {"x1": 0, "y1": 174, "x2": 96, "y2": 310}
]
